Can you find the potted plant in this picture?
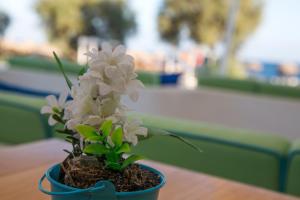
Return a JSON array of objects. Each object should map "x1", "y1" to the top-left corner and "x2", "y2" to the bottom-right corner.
[{"x1": 38, "y1": 43, "x2": 199, "y2": 200}]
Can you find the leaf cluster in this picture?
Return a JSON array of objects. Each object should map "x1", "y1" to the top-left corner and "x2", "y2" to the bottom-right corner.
[{"x1": 76, "y1": 120, "x2": 144, "y2": 171}]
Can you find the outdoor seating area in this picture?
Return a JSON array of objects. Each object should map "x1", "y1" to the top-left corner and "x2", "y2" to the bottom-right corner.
[
  {"x1": 0, "y1": 90, "x2": 300, "y2": 197},
  {"x1": 1, "y1": 0, "x2": 300, "y2": 199}
]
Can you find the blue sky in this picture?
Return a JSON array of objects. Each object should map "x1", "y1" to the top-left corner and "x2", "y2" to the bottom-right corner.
[{"x1": 1, "y1": 0, "x2": 300, "y2": 63}]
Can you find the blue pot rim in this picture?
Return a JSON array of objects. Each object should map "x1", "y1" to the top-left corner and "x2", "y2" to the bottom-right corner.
[{"x1": 46, "y1": 163, "x2": 166, "y2": 197}]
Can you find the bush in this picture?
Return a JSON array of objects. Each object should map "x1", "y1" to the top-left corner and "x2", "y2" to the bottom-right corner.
[
  {"x1": 136, "y1": 71, "x2": 160, "y2": 86},
  {"x1": 8, "y1": 55, "x2": 83, "y2": 75},
  {"x1": 259, "y1": 83, "x2": 300, "y2": 99},
  {"x1": 198, "y1": 75, "x2": 300, "y2": 99}
]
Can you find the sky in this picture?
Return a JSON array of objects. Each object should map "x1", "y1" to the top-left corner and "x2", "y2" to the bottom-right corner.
[{"x1": 1, "y1": 0, "x2": 300, "y2": 63}]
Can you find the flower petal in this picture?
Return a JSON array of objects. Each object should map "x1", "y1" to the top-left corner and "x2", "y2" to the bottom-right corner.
[
  {"x1": 48, "y1": 116, "x2": 57, "y2": 126},
  {"x1": 112, "y1": 78, "x2": 126, "y2": 92},
  {"x1": 84, "y1": 115, "x2": 102, "y2": 126},
  {"x1": 104, "y1": 65, "x2": 117, "y2": 78},
  {"x1": 130, "y1": 72, "x2": 138, "y2": 79},
  {"x1": 66, "y1": 118, "x2": 81, "y2": 130},
  {"x1": 101, "y1": 42, "x2": 112, "y2": 55},
  {"x1": 46, "y1": 95, "x2": 58, "y2": 107},
  {"x1": 129, "y1": 135, "x2": 138, "y2": 146},
  {"x1": 98, "y1": 82, "x2": 112, "y2": 96},
  {"x1": 112, "y1": 45, "x2": 126, "y2": 59},
  {"x1": 58, "y1": 91, "x2": 68, "y2": 107},
  {"x1": 41, "y1": 106, "x2": 52, "y2": 114},
  {"x1": 133, "y1": 127, "x2": 148, "y2": 137},
  {"x1": 84, "y1": 48, "x2": 99, "y2": 59}
]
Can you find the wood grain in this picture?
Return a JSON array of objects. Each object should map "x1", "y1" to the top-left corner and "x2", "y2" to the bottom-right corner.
[
  {"x1": 0, "y1": 139, "x2": 70, "y2": 176},
  {"x1": 0, "y1": 139, "x2": 299, "y2": 200}
]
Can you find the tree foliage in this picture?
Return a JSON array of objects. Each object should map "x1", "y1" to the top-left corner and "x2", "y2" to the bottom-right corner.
[
  {"x1": 36, "y1": 0, "x2": 136, "y2": 52},
  {"x1": 0, "y1": 11, "x2": 10, "y2": 36},
  {"x1": 158, "y1": 0, "x2": 262, "y2": 52}
]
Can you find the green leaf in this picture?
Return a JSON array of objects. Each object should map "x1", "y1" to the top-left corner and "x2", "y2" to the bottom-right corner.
[
  {"x1": 105, "y1": 161, "x2": 122, "y2": 171},
  {"x1": 52, "y1": 114, "x2": 64, "y2": 124},
  {"x1": 116, "y1": 143, "x2": 131, "y2": 154},
  {"x1": 111, "y1": 127, "x2": 123, "y2": 147},
  {"x1": 65, "y1": 138, "x2": 73, "y2": 144},
  {"x1": 86, "y1": 135, "x2": 103, "y2": 142},
  {"x1": 106, "y1": 151, "x2": 120, "y2": 163},
  {"x1": 78, "y1": 66, "x2": 87, "y2": 76},
  {"x1": 53, "y1": 51, "x2": 73, "y2": 90},
  {"x1": 143, "y1": 127, "x2": 202, "y2": 153},
  {"x1": 169, "y1": 134, "x2": 203, "y2": 152},
  {"x1": 84, "y1": 144, "x2": 109, "y2": 155},
  {"x1": 100, "y1": 120, "x2": 113, "y2": 137},
  {"x1": 66, "y1": 135, "x2": 79, "y2": 142},
  {"x1": 56, "y1": 129, "x2": 75, "y2": 135},
  {"x1": 75, "y1": 124, "x2": 98, "y2": 139},
  {"x1": 121, "y1": 155, "x2": 145, "y2": 170}
]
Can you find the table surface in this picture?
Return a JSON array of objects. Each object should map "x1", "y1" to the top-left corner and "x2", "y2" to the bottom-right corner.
[{"x1": 0, "y1": 139, "x2": 299, "y2": 200}]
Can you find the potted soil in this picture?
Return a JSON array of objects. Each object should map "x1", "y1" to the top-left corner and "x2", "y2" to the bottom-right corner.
[{"x1": 38, "y1": 43, "x2": 199, "y2": 200}]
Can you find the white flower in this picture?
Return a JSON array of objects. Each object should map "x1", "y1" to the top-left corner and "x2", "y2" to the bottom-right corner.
[
  {"x1": 125, "y1": 79, "x2": 144, "y2": 102},
  {"x1": 123, "y1": 119, "x2": 147, "y2": 145},
  {"x1": 77, "y1": 72, "x2": 101, "y2": 98},
  {"x1": 46, "y1": 42, "x2": 148, "y2": 146},
  {"x1": 41, "y1": 91, "x2": 68, "y2": 126},
  {"x1": 65, "y1": 118, "x2": 81, "y2": 130},
  {"x1": 83, "y1": 115, "x2": 103, "y2": 126},
  {"x1": 85, "y1": 43, "x2": 132, "y2": 74},
  {"x1": 85, "y1": 42, "x2": 141, "y2": 99}
]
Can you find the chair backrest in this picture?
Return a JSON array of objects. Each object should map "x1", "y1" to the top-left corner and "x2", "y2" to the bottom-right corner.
[
  {"x1": 285, "y1": 139, "x2": 300, "y2": 196},
  {"x1": 0, "y1": 92, "x2": 52, "y2": 144},
  {"x1": 131, "y1": 113, "x2": 290, "y2": 192}
]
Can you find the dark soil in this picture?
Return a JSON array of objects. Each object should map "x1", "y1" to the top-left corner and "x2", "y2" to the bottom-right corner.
[{"x1": 59, "y1": 155, "x2": 161, "y2": 192}]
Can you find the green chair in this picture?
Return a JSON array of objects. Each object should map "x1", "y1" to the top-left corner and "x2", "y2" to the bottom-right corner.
[
  {"x1": 131, "y1": 113, "x2": 290, "y2": 192},
  {"x1": 0, "y1": 92, "x2": 52, "y2": 144},
  {"x1": 285, "y1": 139, "x2": 300, "y2": 196}
]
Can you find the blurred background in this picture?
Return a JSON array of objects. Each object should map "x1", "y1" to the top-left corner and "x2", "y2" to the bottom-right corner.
[
  {"x1": 1, "y1": 0, "x2": 300, "y2": 197},
  {"x1": 2, "y1": 0, "x2": 300, "y2": 83},
  {"x1": 1, "y1": 0, "x2": 300, "y2": 142},
  {"x1": 1, "y1": 0, "x2": 300, "y2": 136}
]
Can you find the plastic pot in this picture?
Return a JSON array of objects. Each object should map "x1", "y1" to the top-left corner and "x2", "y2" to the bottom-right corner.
[{"x1": 39, "y1": 163, "x2": 166, "y2": 200}]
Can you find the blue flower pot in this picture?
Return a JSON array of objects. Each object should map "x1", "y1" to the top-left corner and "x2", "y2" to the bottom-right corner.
[{"x1": 39, "y1": 163, "x2": 166, "y2": 200}]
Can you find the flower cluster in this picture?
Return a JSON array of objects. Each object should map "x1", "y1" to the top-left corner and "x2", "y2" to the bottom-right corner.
[{"x1": 41, "y1": 43, "x2": 147, "y2": 146}]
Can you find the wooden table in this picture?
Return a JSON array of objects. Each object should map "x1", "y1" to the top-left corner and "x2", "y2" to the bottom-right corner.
[{"x1": 0, "y1": 139, "x2": 299, "y2": 200}]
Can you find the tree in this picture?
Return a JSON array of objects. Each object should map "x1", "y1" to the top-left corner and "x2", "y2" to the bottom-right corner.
[
  {"x1": 0, "y1": 11, "x2": 10, "y2": 37},
  {"x1": 158, "y1": 0, "x2": 262, "y2": 52},
  {"x1": 36, "y1": 0, "x2": 136, "y2": 53}
]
